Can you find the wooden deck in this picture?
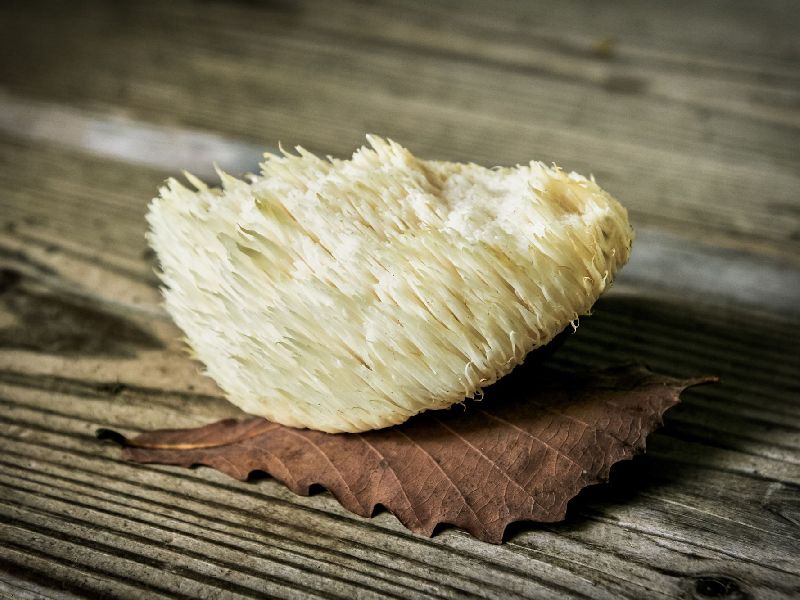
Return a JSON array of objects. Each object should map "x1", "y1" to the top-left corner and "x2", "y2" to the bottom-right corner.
[{"x1": 1, "y1": 1, "x2": 798, "y2": 598}]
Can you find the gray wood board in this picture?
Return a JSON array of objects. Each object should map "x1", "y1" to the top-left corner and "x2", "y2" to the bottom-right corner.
[{"x1": 1, "y1": 0, "x2": 798, "y2": 598}]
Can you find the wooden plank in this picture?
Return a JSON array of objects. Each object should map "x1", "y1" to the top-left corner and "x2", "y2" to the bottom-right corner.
[
  {"x1": 2, "y1": 133, "x2": 799, "y2": 331},
  {"x1": 1, "y1": 0, "x2": 798, "y2": 597},
  {"x1": 0, "y1": 0, "x2": 798, "y2": 258},
  {"x1": 0, "y1": 378, "x2": 798, "y2": 598},
  {"x1": 0, "y1": 141, "x2": 798, "y2": 596}
]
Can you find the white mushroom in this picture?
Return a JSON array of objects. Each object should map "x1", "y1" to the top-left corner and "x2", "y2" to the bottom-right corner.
[{"x1": 147, "y1": 136, "x2": 633, "y2": 432}]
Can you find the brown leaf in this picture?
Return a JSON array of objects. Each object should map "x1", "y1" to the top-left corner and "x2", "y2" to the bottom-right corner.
[{"x1": 99, "y1": 365, "x2": 716, "y2": 543}]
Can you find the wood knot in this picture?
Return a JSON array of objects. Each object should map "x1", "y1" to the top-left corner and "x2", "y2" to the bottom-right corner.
[
  {"x1": 692, "y1": 575, "x2": 748, "y2": 600},
  {"x1": 0, "y1": 268, "x2": 22, "y2": 294}
]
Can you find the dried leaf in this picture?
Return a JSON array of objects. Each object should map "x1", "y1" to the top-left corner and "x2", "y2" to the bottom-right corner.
[{"x1": 100, "y1": 365, "x2": 715, "y2": 543}]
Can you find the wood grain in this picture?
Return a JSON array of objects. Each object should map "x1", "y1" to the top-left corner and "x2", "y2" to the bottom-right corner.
[{"x1": 1, "y1": 0, "x2": 798, "y2": 598}]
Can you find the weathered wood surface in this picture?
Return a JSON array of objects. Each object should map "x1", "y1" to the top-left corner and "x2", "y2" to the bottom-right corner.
[{"x1": 0, "y1": 1, "x2": 798, "y2": 598}]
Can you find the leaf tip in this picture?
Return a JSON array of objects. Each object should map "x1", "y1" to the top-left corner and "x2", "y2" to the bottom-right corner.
[
  {"x1": 96, "y1": 428, "x2": 129, "y2": 446},
  {"x1": 684, "y1": 374, "x2": 720, "y2": 388}
]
